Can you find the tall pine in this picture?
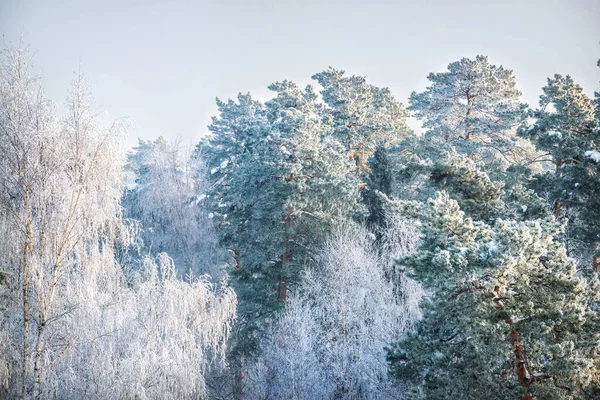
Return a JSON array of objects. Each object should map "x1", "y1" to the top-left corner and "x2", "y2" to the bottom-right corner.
[
  {"x1": 388, "y1": 192, "x2": 600, "y2": 400},
  {"x1": 520, "y1": 74, "x2": 600, "y2": 270}
]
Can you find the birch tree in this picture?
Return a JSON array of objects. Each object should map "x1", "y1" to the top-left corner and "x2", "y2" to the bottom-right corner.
[
  {"x1": 123, "y1": 137, "x2": 222, "y2": 278},
  {"x1": 0, "y1": 45, "x2": 237, "y2": 399}
]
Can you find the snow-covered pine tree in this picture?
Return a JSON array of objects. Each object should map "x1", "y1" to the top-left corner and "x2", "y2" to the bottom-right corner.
[
  {"x1": 387, "y1": 131, "x2": 550, "y2": 228},
  {"x1": 312, "y1": 68, "x2": 413, "y2": 171},
  {"x1": 520, "y1": 74, "x2": 600, "y2": 269},
  {"x1": 571, "y1": 145, "x2": 600, "y2": 272},
  {"x1": 594, "y1": 58, "x2": 600, "y2": 120},
  {"x1": 389, "y1": 138, "x2": 505, "y2": 222},
  {"x1": 201, "y1": 80, "x2": 362, "y2": 383},
  {"x1": 409, "y1": 56, "x2": 530, "y2": 172},
  {"x1": 388, "y1": 192, "x2": 600, "y2": 400},
  {"x1": 521, "y1": 75, "x2": 597, "y2": 177}
]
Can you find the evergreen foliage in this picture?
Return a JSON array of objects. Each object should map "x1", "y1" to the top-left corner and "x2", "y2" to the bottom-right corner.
[
  {"x1": 388, "y1": 193, "x2": 600, "y2": 400},
  {"x1": 362, "y1": 143, "x2": 394, "y2": 236},
  {"x1": 312, "y1": 67, "x2": 413, "y2": 170},
  {"x1": 409, "y1": 55, "x2": 530, "y2": 171},
  {"x1": 201, "y1": 79, "x2": 364, "y2": 360},
  {"x1": 520, "y1": 74, "x2": 600, "y2": 269}
]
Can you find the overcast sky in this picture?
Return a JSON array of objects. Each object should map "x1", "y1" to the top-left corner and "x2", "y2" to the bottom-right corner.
[{"x1": 2, "y1": 0, "x2": 599, "y2": 148}]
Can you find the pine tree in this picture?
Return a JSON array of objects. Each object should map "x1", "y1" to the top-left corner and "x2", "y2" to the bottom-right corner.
[
  {"x1": 594, "y1": 58, "x2": 600, "y2": 120},
  {"x1": 201, "y1": 81, "x2": 361, "y2": 369},
  {"x1": 389, "y1": 139, "x2": 505, "y2": 222},
  {"x1": 521, "y1": 75, "x2": 597, "y2": 176},
  {"x1": 312, "y1": 68, "x2": 412, "y2": 171},
  {"x1": 409, "y1": 56, "x2": 529, "y2": 171},
  {"x1": 388, "y1": 192, "x2": 600, "y2": 400},
  {"x1": 520, "y1": 74, "x2": 600, "y2": 269}
]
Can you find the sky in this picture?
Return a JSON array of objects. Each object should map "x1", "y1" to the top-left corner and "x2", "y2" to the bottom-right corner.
[{"x1": 1, "y1": 0, "x2": 600, "y2": 149}]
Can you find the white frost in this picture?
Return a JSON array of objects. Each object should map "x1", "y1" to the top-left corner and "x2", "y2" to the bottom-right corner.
[
  {"x1": 584, "y1": 150, "x2": 600, "y2": 163},
  {"x1": 545, "y1": 130, "x2": 562, "y2": 139}
]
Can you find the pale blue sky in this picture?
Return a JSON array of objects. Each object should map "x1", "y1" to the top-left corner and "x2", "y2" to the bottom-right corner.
[{"x1": 2, "y1": 0, "x2": 599, "y2": 148}]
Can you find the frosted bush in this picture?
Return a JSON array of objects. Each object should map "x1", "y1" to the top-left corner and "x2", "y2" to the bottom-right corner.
[{"x1": 248, "y1": 222, "x2": 423, "y2": 399}]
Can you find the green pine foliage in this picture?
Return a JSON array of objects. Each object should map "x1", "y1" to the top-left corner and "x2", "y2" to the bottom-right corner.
[
  {"x1": 409, "y1": 55, "x2": 532, "y2": 173},
  {"x1": 388, "y1": 193, "x2": 600, "y2": 400},
  {"x1": 362, "y1": 143, "x2": 394, "y2": 236},
  {"x1": 386, "y1": 58, "x2": 600, "y2": 400},
  {"x1": 519, "y1": 74, "x2": 600, "y2": 269},
  {"x1": 312, "y1": 67, "x2": 413, "y2": 170},
  {"x1": 201, "y1": 79, "x2": 364, "y2": 358}
]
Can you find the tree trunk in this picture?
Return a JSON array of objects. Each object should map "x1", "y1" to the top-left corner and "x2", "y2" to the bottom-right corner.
[
  {"x1": 510, "y1": 328, "x2": 532, "y2": 400},
  {"x1": 494, "y1": 285, "x2": 540, "y2": 399},
  {"x1": 21, "y1": 217, "x2": 31, "y2": 400},
  {"x1": 465, "y1": 90, "x2": 473, "y2": 140},
  {"x1": 555, "y1": 158, "x2": 563, "y2": 176},
  {"x1": 231, "y1": 359, "x2": 245, "y2": 400},
  {"x1": 33, "y1": 324, "x2": 45, "y2": 399},
  {"x1": 278, "y1": 208, "x2": 292, "y2": 303},
  {"x1": 20, "y1": 166, "x2": 32, "y2": 400},
  {"x1": 553, "y1": 202, "x2": 561, "y2": 218},
  {"x1": 277, "y1": 275, "x2": 288, "y2": 302}
]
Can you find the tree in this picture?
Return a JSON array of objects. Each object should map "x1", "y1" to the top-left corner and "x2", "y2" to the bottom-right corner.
[
  {"x1": 388, "y1": 192, "x2": 600, "y2": 399},
  {"x1": 0, "y1": 45, "x2": 237, "y2": 399},
  {"x1": 40, "y1": 253, "x2": 236, "y2": 399},
  {"x1": 409, "y1": 56, "x2": 529, "y2": 171},
  {"x1": 521, "y1": 75, "x2": 597, "y2": 176},
  {"x1": 312, "y1": 68, "x2": 413, "y2": 170},
  {"x1": 123, "y1": 137, "x2": 222, "y2": 278},
  {"x1": 520, "y1": 74, "x2": 600, "y2": 269},
  {"x1": 249, "y1": 223, "x2": 422, "y2": 399},
  {"x1": 0, "y1": 46, "x2": 125, "y2": 397},
  {"x1": 201, "y1": 80, "x2": 362, "y2": 392},
  {"x1": 594, "y1": 58, "x2": 600, "y2": 120},
  {"x1": 0, "y1": 45, "x2": 55, "y2": 398}
]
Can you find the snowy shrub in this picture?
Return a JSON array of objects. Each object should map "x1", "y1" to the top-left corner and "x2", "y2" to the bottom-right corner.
[{"x1": 247, "y1": 222, "x2": 422, "y2": 399}]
